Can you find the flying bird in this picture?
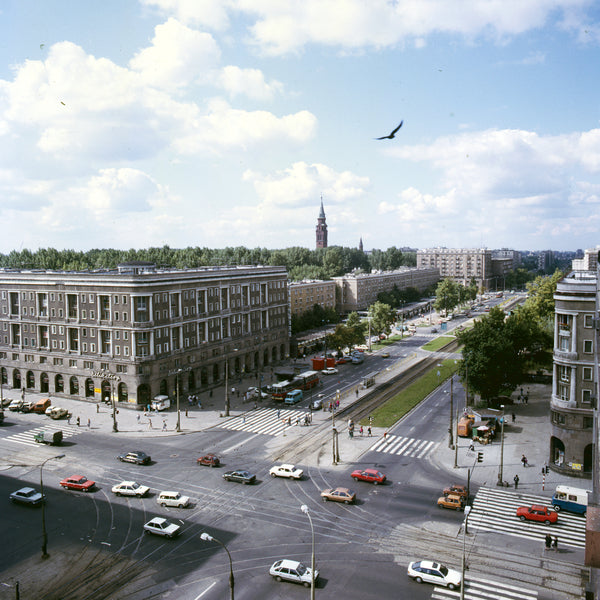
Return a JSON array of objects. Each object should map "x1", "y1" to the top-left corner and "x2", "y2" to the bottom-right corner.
[{"x1": 375, "y1": 121, "x2": 403, "y2": 140}]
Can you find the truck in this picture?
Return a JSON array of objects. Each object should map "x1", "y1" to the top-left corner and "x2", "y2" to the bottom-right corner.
[
  {"x1": 34, "y1": 430, "x2": 63, "y2": 445},
  {"x1": 151, "y1": 395, "x2": 171, "y2": 411}
]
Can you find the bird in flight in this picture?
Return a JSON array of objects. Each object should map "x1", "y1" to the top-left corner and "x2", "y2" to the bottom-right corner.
[{"x1": 375, "y1": 121, "x2": 403, "y2": 140}]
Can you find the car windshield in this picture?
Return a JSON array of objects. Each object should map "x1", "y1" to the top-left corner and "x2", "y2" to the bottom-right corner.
[
  {"x1": 296, "y1": 564, "x2": 306, "y2": 575},
  {"x1": 439, "y1": 565, "x2": 448, "y2": 576}
]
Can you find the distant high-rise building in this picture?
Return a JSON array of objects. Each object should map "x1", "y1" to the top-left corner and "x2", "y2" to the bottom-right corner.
[{"x1": 316, "y1": 197, "x2": 328, "y2": 249}]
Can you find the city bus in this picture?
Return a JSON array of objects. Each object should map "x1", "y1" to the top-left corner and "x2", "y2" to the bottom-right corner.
[
  {"x1": 292, "y1": 370, "x2": 320, "y2": 390},
  {"x1": 268, "y1": 380, "x2": 297, "y2": 402}
]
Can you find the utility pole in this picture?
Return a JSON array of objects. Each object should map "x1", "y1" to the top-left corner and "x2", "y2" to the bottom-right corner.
[{"x1": 449, "y1": 376, "x2": 454, "y2": 449}]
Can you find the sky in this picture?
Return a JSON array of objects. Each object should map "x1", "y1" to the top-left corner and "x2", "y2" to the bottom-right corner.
[{"x1": 1, "y1": 1, "x2": 599, "y2": 254}]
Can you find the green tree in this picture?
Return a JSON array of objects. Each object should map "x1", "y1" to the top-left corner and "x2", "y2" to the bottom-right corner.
[
  {"x1": 368, "y1": 301, "x2": 395, "y2": 336},
  {"x1": 524, "y1": 269, "x2": 563, "y2": 322},
  {"x1": 434, "y1": 278, "x2": 460, "y2": 316}
]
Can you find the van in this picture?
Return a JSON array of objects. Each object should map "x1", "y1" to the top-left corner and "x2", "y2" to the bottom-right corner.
[
  {"x1": 32, "y1": 398, "x2": 51, "y2": 414},
  {"x1": 151, "y1": 395, "x2": 171, "y2": 411},
  {"x1": 552, "y1": 485, "x2": 590, "y2": 515},
  {"x1": 284, "y1": 389, "x2": 303, "y2": 405},
  {"x1": 34, "y1": 430, "x2": 63, "y2": 445}
]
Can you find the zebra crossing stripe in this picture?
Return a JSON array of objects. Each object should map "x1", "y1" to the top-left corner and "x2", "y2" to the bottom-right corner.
[
  {"x1": 2, "y1": 424, "x2": 83, "y2": 447},
  {"x1": 369, "y1": 434, "x2": 439, "y2": 459},
  {"x1": 431, "y1": 574, "x2": 538, "y2": 600},
  {"x1": 219, "y1": 408, "x2": 311, "y2": 437}
]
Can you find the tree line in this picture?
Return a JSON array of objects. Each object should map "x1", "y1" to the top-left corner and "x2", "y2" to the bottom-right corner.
[{"x1": 0, "y1": 245, "x2": 415, "y2": 281}]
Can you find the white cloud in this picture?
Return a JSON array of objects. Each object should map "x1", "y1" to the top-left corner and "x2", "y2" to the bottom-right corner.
[
  {"x1": 130, "y1": 18, "x2": 221, "y2": 89},
  {"x1": 215, "y1": 65, "x2": 283, "y2": 100},
  {"x1": 140, "y1": 0, "x2": 234, "y2": 30}
]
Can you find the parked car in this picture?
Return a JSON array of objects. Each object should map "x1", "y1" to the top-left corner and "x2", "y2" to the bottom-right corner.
[
  {"x1": 222, "y1": 469, "x2": 256, "y2": 484},
  {"x1": 48, "y1": 407, "x2": 70, "y2": 420},
  {"x1": 143, "y1": 517, "x2": 181, "y2": 538},
  {"x1": 311, "y1": 398, "x2": 323, "y2": 410},
  {"x1": 443, "y1": 484, "x2": 468, "y2": 499},
  {"x1": 8, "y1": 399, "x2": 23, "y2": 411},
  {"x1": 516, "y1": 505, "x2": 558, "y2": 524},
  {"x1": 335, "y1": 357, "x2": 347, "y2": 365},
  {"x1": 151, "y1": 395, "x2": 170, "y2": 411},
  {"x1": 197, "y1": 454, "x2": 221, "y2": 467},
  {"x1": 407, "y1": 560, "x2": 461, "y2": 590},
  {"x1": 117, "y1": 451, "x2": 151, "y2": 465},
  {"x1": 10, "y1": 487, "x2": 45, "y2": 506},
  {"x1": 0, "y1": 397, "x2": 12, "y2": 408},
  {"x1": 269, "y1": 464, "x2": 303, "y2": 480},
  {"x1": 269, "y1": 559, "x2": 318, "y2": 588},
  {"x1": 60, "y1": 475, "x2": 96, "y2": 492},
  {"x1": 20, "y1": 401, "x2": 35, "y2": 413},
  {"x1": 321, "y1": 487, "x2": 356, "y2": 504},
  {"x1": 380, "y1": 352, "x2": 390, "y2": 358},
  {"x1": 350, "y1": 469, "x2": 386, "y2": 485},
  {"x1": 322, "y1": 367, "x2": 338, "y2": 375},
  {"x1": 437, "y1": 494, "x2": 465, "y2": 511},
  {"x1": 111, "y1": 481, "x2": 149, "y2": 497},
  {"x1": 157, "y1": 491, "x2": 190, "y2": 508}
]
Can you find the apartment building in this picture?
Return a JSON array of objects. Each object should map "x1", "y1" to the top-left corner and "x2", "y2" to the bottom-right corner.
[
  {"x1": 550, "y1": 269, "x2": 596, "y2": 477},
  {"x1": 332, "y1": 267, "x2": 440, "y2": 313},
  {"x1": 0, "y1": 263, "x2": 289, "y2": 407},
  {"x1": 289, "y1": 280, "x2": 336, "y2": 316},
  {"x1": 417, "y1": 247, "x2": 492, "y2": 290}
]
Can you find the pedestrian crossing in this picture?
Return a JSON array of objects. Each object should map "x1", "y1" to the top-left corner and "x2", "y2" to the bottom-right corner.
[
  {"x1": 368, "y1": 433, "x2": 439, "y2": 459},
  {"x1": 467, "y1": 486, "x2": 586, "y2": 549},
  {"x1": 218, "y1": 407, "x2": 312, "y2": 437},
  {"x1": 1, "y1": 424, "x2": 85, "y2": 447},
  {"x1": 432, "y1": 574, "x2": 538, "y2": 600}
]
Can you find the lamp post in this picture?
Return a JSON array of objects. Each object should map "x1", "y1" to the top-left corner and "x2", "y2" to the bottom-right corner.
[
  {"x1": 41, "y1": 453, "x2": 65, "y2": 558},
  {"x1": 224, "y1": 349, "x2": 238, "y2": 417},
  {"x1": 301, "y1": 505, "x2": 316, "y2": 600},
  {"x1": 497, "y1": 404, "x2": 505, "y2": 486},
  {"x1": 460, "y1": 505, "x2": 471, "y2": 600},
  {"x1": 200, "y1": 532, "x2": 234, "y2": 600}
]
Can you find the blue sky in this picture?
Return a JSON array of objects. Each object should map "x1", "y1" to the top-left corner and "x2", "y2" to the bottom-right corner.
[{"x1": 1, "y1": 1, "x2": 599, "y2": 254}]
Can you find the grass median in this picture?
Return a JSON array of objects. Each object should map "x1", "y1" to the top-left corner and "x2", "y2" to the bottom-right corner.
[{"x1": 362, "y1": 358, "x2": 461, "y2": 428}]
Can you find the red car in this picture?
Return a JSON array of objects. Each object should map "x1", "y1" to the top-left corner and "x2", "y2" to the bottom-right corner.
[
  {"x1": 197, "y1": 454, "x2": 220, "y2": 467},
  {"x1": 335, "y1": 358, "x2": 347, "y2": 365},
  {"x1": 60, "y1": 475, "x2": 96, "y2": 492},
  {"x1": 351, "y1": 469, "x2": 386, "y2": 485},
  {"x1": 516, "y1": 505, "x2": 558, "y2": 524}
]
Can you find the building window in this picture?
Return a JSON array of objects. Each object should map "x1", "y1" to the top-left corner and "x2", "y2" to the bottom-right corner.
[
  {"x1": 552, "y1": 411, "x2": 566, "y2": 425},
  {"x1": 584, "y1": 416, "x2": 594, "y2": 429},
  {"x1": 584, "y1": 339, "x2": 593, "y2": 354},
  {"x1": 583, "y1": 367, "x2": 593, "y2": 381},
  {"x1": 558, "y1": 383, "x2": 569, "y2": 402},
  {"x1": 584, "y1": 314, "x2": 594, "y2": 328},
  {"x1": 583, "y1": 389, "x2": 592, "y2": 404}
]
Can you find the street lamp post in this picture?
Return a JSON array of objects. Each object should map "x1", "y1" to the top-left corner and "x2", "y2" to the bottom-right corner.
[
  {"x1": 200, "y1": 532, "x2": 234, "y2": 600},
  {"x1": 41, "y1": 453, "x2": 65, "y2": 558},
  {"x1": 460, "y1": 506, "x2": 471, "y2": 600},
  {"x1": 301, "y1": 505, "x2": 316, "y2": 600},
  {"x1": 497, "y1": 404, "x2": 505, "y2": 486},
  {"x1": 224, "y1": 349, "x2": 238, "y2": 417}
]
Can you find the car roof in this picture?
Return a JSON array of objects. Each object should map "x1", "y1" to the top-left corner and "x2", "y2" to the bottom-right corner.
[
  {"x1": 149, "y1": 517, "x2": 168, "y2": 524},
  {"x1": 276, "y1": 559, "x2": 303, "y2": 569},
  {"x1": 278, "y1": 464, "x2": 296, "y2": 469},
  {"x1": 16, "y1": 487, "x2": 36, "y2": 493},
  {"x1": 418, "y1": 560, "x2": 440, "y2": 569},
  {"x1": 118, "y1": 481, "x2": 138, "y2": 486}
]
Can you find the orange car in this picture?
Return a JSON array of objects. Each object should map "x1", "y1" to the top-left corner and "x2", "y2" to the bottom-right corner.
[{"x1": 321, "y1": 487, "x2": 356, "y2": 504}]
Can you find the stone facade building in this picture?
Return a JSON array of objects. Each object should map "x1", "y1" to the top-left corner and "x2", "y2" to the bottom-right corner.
[
  {"x1": 0, "y1": 263, "x2": 289, "y2": 407},
  {"x1": 332, "y1": 267, "x2": 440, "y2": 313},
  {"x1": 289, "y1": 280, "x2": 336, "y2": 316},
  {"x1": 550, "y1": 269, "x2": 596, "y2": 477}
]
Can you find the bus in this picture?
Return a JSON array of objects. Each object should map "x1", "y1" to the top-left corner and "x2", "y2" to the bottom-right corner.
[
  {"x1": 292, "y1": 370, "x2": 320, "y2": 390},
  {"x1": 268, "y1": 380, "x2": 297, "y2": 402}
]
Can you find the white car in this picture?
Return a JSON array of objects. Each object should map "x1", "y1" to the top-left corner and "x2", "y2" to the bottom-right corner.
[
  {"x1": 322, "y1": 367, "x2": 338, "y2": 375},
  {"x1": 9, "y1": 399, "x2": 23, "y2": 411},
  {"x1": 143, "y1": 517, "x2": 181, "y2": 538},
  {"x1": 111, "y1": 481, "x2": 150, "y2": 497},
  {"x1": 269, "y1": 464, "x2": 304, "y2": 480},
  {"x1": 247, "y1": 387, "x2": 268, "y2": 399},
  {"x1": 157, "y1": 491, "x2": 190, "y2": 508},
  {"x1": 407, "y1": 560, "x2": 461, "y2": 590},
  {"x1": 270, "y1": 559, "x2": 318, "y2": 588}
]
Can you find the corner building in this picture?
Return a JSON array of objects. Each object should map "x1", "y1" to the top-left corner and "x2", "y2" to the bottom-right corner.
[
  {"x1": 0, "y1": 263, "x2": 289, "y2": 407},
  {"x1": 550, "y1": 269, "x2": 596, "y2": 477}
]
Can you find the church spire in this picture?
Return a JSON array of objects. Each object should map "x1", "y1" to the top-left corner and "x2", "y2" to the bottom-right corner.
[{"x1": 316, "y1": 195, "x2": 328, "y2": 249}]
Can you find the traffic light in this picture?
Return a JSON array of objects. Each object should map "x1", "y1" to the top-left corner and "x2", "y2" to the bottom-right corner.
[{"x1": 477, "y1": 451, "x2": 484, "y2": 463}]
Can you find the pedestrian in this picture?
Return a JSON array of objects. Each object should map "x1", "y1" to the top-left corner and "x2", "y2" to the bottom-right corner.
[
  {"x1": 355, "y1": 388, "x2": 359, "y2": 398},
  {"x1": 148, "y1": 419, "x2": 153, "y2": 429},
  {"x1": 367, "y1": 426, "x2": 372, "y2": 436},
  {"x1": 552, "y1": 536, "x2": 558, "y2": 551},
  {"x1": 545, "y1": 534, "x2": 552, "y2": 550},
  {"x1": 21, "y1": 388, "x2": 25, "y2": 401},
  {"x1": 209, "y1": 389, "x2": 213, "y2": 398},
  {"x1": 521, "y1": 454, "x2": 528, "y2": 467},
  {"x1": 513, "y1": 474, "x2": 519, "y2": 489},
  {"x1": 87, "y1": 418, "x2": 91, "y2": 428},
  {"x1": 137, "y1": 414, "x2": 141, "y2": 423},
  {"x1": 243, "y1": 415, "x2": 246, "y2": 423},
  {"x1": 96, "y1": 403, "x2": 100, "y2": 413},
  {"x1": 524, "y1": 391, "x2": 529, "y2": 404},
  {"x1": 277, "y1": 409, "x2": 280, "y2": 419},
  {"x1": 76, "y1": 416, "x2": 80, "y2": 427},
  {"x1": 162, "y1": 420, "x2": 167, "y2": 431},
  {"x1": 185, "y1": 408, "x2": 188, "y2": 417},
  {"x1": 360, "y1": 425, "x2": 364, "y2": 436},
  {"x1": 383, "y1": 431, "x2": 389, "y2": 443},
  {"x1": 511, "y1": 412, "x2": 516, "y2": 423},
  {"x1": 67, "y1": 415, "x2": 71, "y2": 425}
]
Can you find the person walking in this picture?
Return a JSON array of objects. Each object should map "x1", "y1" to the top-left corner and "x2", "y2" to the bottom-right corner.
[
  {"x1": 76, "y1": 416, "x2": 80, "y2": 427},
  {"x1": 545, "y1": 534, "x2": 552, "y2": 550},
  {"x1": 513, "y1": 474, "x2": 519, "y2": 489},
  {"x1": 162, "y1": 420, "x2": 167, "y2": 431},
  {"x1": 360, "y1": 425, "x2": 364, "y2": 436},
  {"x1": 367, "y1": 426, "x2": 372, "y2": 437},
  {"x1": 87, "y1": 418, "x2": 91, "y2": 428},
  {"x1": 383, "y1": 431, "x2": 389, "y2": 443},
  {"x1": 521, "y1": 454, "x2": 528, "y2": 467},
  {"x1": 552, "y1": 536, "x2": 558, "y2": 551},
  {"x1": 511, "y1": 412, "x2": 516, "y2": 423}
]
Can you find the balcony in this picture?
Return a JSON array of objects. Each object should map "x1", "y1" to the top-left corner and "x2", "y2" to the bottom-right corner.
[{"x1": 554, "y1": 349, "x2": 577, "y2": 361}]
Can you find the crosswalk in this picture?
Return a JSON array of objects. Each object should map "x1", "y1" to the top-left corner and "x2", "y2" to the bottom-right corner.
[
  {"x1": 1, "y1": 424, "x2": 85, "y2": 447},
  {"x1": 432, "y1": 574, "x2": 538, "y2": 600},
  {"x1": 467, "y1": 487, "x2": 586, "y2": 549},
  {"x1": 218, "y1": 407, "x2": 311, "y2": 437},
  {"x1": 368, "y1": 433, "x2": 439, "y2": 459}
]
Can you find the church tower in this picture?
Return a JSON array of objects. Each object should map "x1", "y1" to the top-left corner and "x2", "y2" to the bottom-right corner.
[
  {"x1": 359, "y1": 237, "x2": 363, "y2": 252},
  {"x1": 316, "y1": 197, "x2": 328, "y2": 249}
]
